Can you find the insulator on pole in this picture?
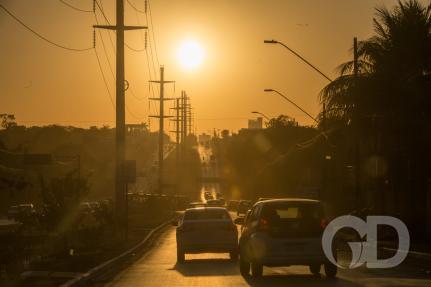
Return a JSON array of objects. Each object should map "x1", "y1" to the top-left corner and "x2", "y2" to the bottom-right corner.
[
  {"x1": 93, "y1": 29, "x2": 96, "y2": 48},
  {"x1": 93, "y1": 0, "x2": 96, "y2": 13},
  {"x1": 145, "y1": 31, "x2": 148, "y2": 50},
  {"x1": 145, "y1": 0, "x2": 148, "y2": 13}
]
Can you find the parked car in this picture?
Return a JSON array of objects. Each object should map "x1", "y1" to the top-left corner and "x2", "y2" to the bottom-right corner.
[
  {"x1": 7, "y1": 204, "x2": 36, "y2": 222},
  {"x1": 256, "y1": 197, "x2": 273, "y2": 202},
  {"x1": 218, "y1": 198, "x2": 226, "y2": 206},
  {"x1": 227, "y1": 200, "x2": 239, "y2": 211},
  {"x1": 204, "y1": 191, "x2": 213, "y2": 200},
  {"x1": 79, "y1": 202, "x2": 93, "y2": 214},
  {"x1": 235, "y1": 199, "x2": 337, "y2": 278},
  {"x1": 175, "y1": 207, "x2": 238, "y2": 262},
  {"x1": 237, "y1": 200, "x2": 252, "y2": 216},
  {"x1": 188, "y1": 202, "x2": 206, "y2": 209},
  {"x1": 206, "y1": 199, "x2": 223, "y2": 207}
]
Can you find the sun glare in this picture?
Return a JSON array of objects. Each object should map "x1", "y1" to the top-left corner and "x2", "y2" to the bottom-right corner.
[{"x1": 177, "y1": 40, "x2": 205, "y2": 70}]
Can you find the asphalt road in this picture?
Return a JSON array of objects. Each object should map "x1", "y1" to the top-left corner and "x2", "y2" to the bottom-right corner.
[
  {"x1": 104, "y1": 144, "x2": 431, "y2": 287},
  {"x1": 104, "y1": 224, "x2": 431, "y2": 287}
]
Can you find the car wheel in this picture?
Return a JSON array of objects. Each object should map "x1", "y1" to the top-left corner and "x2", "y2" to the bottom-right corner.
[
  {"x1": 324, "y1": 262, "x2": 337, "y2": 279},
  {"x1": 177, "y1": 248, "x2": 185, "y2": 263},
  {"x1": 239, "y1": 254, "x2": 250, "y2": 276},
  {"x1": 230, "y1": 250, "x2": 238, "y2": 261},
  {"x1": 251, "y1": 262, "x2": 263, "y2": 278},
  {"x1": 309, "y1": 264, "x2": 321, "y2": 275}
]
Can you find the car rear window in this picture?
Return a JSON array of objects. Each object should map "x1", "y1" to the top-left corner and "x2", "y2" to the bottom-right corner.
[
  {"x1": 262, "y1": 202, "x2": 322, "y2": 221},
  {"x1": 184, "y1": 209, "x2": 230, "y2": 221},
  {"x1": 260, "y1": 202, "x2": 324, "y2": 238}
]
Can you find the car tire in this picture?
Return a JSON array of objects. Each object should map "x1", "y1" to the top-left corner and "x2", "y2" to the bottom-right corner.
[
  {"x1": 230, "y1": 250, "x2": 238, "y2": 261},
  {"x1": 309, "y1": 264, "x2": 321, "y2": 275},
  {"x1": 239, "y1": 255, "x2": 250, "y2": 276},
  {"x1": 177, "y1": 248, "x2": 185, "y2": 263},
  {"x1": 251, "y1": 262, "x2": 263, "y2": 278},
  {"x1": 324, "y1": 262, "x2": 337, "y2": 279}
]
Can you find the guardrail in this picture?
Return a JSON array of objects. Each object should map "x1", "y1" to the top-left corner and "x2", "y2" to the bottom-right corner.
[{"x1": 61, "y1": 215, "x2": 178, "y2": 287}]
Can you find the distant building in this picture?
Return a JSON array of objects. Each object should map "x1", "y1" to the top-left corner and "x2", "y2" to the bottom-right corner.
[
  {"x1": 221, "y1": 129, "x2": 230, "y2": 138},
  {"x1": 248, "y1": 117, "x2": 263, "y2": 129}
]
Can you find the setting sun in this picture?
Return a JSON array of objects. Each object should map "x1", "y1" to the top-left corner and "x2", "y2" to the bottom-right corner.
[{"x1": 176, "y1": 40, "x2": 205, "y2": 70}]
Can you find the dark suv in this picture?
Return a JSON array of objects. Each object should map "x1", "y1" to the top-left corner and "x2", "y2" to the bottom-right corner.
[{"x1": 236, "y1": 198, "x2": 337, "y2": 278}]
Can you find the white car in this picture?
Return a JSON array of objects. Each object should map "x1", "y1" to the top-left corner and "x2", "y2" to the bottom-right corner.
[{"x1": 175, "y1": 207, "x2": 238, "y2": 262}]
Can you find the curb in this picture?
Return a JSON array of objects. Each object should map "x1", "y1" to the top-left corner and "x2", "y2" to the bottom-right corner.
[
  {"x1": 60, "y1": 215, "x2": 178, "y2": 287},
  {"x1": 381, "y1": 247, "x2": 431, "y2": 261}
]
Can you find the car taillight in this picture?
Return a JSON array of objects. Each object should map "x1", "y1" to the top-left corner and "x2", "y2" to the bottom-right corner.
[
  {"x1": 320, "y1": 218, "x2": 328, "y2": 230},
  {"x1": 258, "y1": 218, "x2": 269, "y2": 232}
]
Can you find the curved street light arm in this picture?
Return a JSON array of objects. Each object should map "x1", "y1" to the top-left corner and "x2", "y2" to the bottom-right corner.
[
  {"x1": 251, "y1": 111, "x2": 271, "y2": 120},
  {"x1": 265, "y1": 40, "x2": 333, "y2": 83},
  {"x1": 265, "y1": 89, "x2": 318, "y2": 123}
]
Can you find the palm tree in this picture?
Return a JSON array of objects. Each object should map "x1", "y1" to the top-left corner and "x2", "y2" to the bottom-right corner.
[
  {"x1": 319, "y1": 0, "x2": 431, "y2": 216},
  {"x1": 320, "y1": 0, "x2": 431, "y2": 138}
]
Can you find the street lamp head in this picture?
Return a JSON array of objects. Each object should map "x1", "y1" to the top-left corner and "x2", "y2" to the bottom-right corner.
[
  {"x1": 264, "y1": 89, "x2": 274, "y2": 92},
  {"x1": 264, "y1": 39, "x2": 278, "y2": 44},
  {"x1": 251, "y1": 111, "x2": 259, "y2": 114}
]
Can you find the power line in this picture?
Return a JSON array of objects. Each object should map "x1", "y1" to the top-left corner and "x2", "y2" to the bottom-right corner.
[
  {"x1": 94, "y1": 13, "x2": 115, "y2": 79},
  {"x1": 95, "y1": 1, "x2": 144, "y2": 53},
  {"x1": 93, "y1": 48, "x2": 115, "y2": 109},
  {"x1": 126, "y1": 0, "x2": 146, "y2": 14},
  {"x1": 94, "y1": 0, "x2": 111, "y2": 25},
  {"x1": 125, "y1": 43, "x2": 146, "y2": 52},
  {"x1": 94, "y1": 2, "x2": 116, "y2": 52},
  {"x1": 94, "y1": 3, "x2": 148, "y2": 121},
  {"x1": 127, "y1": 0, "x2": 158, "y2": 101},
  {"x1": 147, "y1": 0, "x2": 160, "y2": 66},
  {"x1": 126, "y1": 104, "x2": 147, "y2": 120},
  {"x1": 58, "y1": 0, "x2": 93, "y2": 13},
  {"x1": 0, "y1": 3, "x2": 93, "y2": 52}
]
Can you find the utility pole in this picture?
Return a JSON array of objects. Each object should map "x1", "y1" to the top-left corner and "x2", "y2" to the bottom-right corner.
[
  {"x1": 149, "y1": 66, "x2": 174, "y2": 192},
  {"x1": 170, "y1": 98, "x2": 182, "y2": 165},
  {"x1": 170, "y1": 98, "x2": 182, "y2": 192},
  {"x1": 353, "y1": 37, "x2": 361, "y2": 211},
  {"x1": 182, "y1": 91, "x2": 188, "y2": 152},
  {"x1": 94, "y1": 0, "x2": 147, "y2": 238},
  {"x1": 321, "y1": 103, "x2": 327, "y2": 201},
  {"x1": 186, "y1": 98, "x2": 193, "y2": 135}
]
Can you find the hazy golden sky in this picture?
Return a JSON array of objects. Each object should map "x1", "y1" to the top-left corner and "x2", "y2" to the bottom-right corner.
[{"x1": 1, "y1": 0, "x2": 425, "y2": 134}]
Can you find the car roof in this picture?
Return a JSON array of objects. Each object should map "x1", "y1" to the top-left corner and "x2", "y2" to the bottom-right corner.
[
  {"x1": 256, "y1": 198, "x2": 321, "y2": 205},
  {"x1": 185, "y1": 207, "x2": 227, "y2": 212}
]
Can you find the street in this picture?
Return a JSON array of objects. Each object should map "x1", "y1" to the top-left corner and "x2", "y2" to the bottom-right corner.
[
  {"x1": 104, "y1": 145, "x2": 431, "y2": 287},
  {"x1": 103, "y1": 225, "x2": 431, "y2": 287}
]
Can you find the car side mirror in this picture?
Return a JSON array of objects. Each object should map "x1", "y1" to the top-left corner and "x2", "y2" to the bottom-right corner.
[
  {"x1": 171, "y1": 220, "x2": 179, "y2": 226},
  {"x1": 234, "y1": 217, "x2": 244, "y2": 225}
]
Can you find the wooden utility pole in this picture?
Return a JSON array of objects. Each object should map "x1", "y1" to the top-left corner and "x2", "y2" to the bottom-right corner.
[
  {"x1": 353, "y1": 37, "x2": 361, "y2": 211},
  {"x1": 170, "y1": 98, "x2": 182, "y2": 163},
  {"x1": 94, "y1": 0, "x2": 147, "y2": 238},
  {"x1": 149, "y1": 66, "x2": 174, "y2": 192},
  {"x1": 170, "y1": 98, "x2": 182, "y2": 192},
  {"x1": 182, "y1": 91, "x2": 188, "y2": 149}
]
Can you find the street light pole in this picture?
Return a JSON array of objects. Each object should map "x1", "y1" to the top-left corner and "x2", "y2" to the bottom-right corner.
[
  {"x1": 251, "y1": 111, "x2": 270, "y2": 121},
  {"x1": 264, "y1": 39, "x2": 332, "y2": 83},
  {"x1": 263, "y1": 89, "x2": 318, "y2": 123}
]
